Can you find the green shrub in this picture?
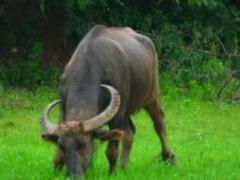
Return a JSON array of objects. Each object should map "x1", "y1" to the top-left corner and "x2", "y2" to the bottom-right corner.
[
  {"x1": 0, "y1": 42, "x2": 60, "y2": 89},
  {"x1": 0, "y1": 0, "x2": 239, "y2": 100}
]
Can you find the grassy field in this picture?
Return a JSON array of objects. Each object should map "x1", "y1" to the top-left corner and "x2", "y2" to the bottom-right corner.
[{"x1": 0, "y1": 86, "x2": 240, "y2": 180}]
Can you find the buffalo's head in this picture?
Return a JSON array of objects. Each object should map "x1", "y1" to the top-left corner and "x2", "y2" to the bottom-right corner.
[{"x1": 40, "y1": 85, "x2": 123, "y2": 177}]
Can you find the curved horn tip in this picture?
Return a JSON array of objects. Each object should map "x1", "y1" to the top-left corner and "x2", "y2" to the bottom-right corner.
[{"x1": 40, "y1": 99, "x2": 62, "y2": 134}]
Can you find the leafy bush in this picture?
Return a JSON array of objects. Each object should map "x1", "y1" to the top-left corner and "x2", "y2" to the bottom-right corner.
[
  {"x1": 0, "y1": 42, "x2": 60, "y2": 89},
  {"x1": 0, "y1": 0, "x2": 239, "y2": 100}
]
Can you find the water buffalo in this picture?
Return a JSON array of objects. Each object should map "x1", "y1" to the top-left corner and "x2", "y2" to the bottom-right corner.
[{"x1": 40, "y1": 25, "x2": 175, "y2": 177}]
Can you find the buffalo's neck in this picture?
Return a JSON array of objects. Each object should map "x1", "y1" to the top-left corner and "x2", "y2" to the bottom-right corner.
[
  {"x1": 62, "y1": 54, "x2": 102, "y2": 122},
  {"x1": 65, "y1": 84, "x2": 100, "y2": 122}
]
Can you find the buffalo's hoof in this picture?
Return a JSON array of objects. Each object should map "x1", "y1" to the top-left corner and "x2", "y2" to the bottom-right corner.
[{"x1": 162, "y1": 152, "x2": 176, "y2": 165}]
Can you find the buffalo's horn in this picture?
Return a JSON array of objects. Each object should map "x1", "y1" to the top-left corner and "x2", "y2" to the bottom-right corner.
[
  {"x1": 82, "y1": 84, "x2": 121, "y2": 132},
  {"x1": 40, "y1": 100, "x2": 62, "y2": 134}
]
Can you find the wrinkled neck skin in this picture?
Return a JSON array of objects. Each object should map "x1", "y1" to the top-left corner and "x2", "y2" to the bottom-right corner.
[
  {"x1": 65, "y1": 83, "x2": 100, "y2": 122},
  {"x1": 61, "y1": 50, "x2": 102, "y2": 123}
]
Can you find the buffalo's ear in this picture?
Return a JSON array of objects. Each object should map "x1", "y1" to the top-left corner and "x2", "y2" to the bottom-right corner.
[
  {"x1": 41, "y1": 133, "x2": 59, "y2": 143},
  {"x1": 93, "y1": 129, "x2": 125, "y2": 141}
]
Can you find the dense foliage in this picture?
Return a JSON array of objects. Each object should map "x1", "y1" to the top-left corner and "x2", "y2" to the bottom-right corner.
[{"x1": 0, "y1": 0, "x2": 239, "y2": 100}]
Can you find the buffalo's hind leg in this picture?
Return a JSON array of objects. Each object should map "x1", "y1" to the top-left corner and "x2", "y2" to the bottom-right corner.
[
  {"x1": 145, "y1": 100, "x2": 175, "y2": 163},
  {"x1": 120, "y1": 118, "x2": 135, "y2": 168}
]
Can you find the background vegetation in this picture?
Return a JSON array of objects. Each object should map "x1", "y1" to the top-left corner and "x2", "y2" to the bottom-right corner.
[{"x1": 0, "y1": 0, "x2": 239, "y2": 100}]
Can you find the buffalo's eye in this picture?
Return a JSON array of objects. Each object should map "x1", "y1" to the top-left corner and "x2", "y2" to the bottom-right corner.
[
  {"x1": 58, "y1": 142, "x2": 66, "y2": 151},
  {"x1": 57, "y1": 139, "x2": 66, "y2": 151},
  {"x1": 58, "y1": 144, "x2": 65, "y2": 152}
]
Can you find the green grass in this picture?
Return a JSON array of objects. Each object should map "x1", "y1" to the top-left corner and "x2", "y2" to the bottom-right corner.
[{"x1": 0, "y1": 86, "x2": 240, "y2": 180}]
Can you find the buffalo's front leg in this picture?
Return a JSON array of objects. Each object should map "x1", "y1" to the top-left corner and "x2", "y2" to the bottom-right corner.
[
  {"x1": 106, "y1": 140, "x2": 119, "y2": 174},
  {"x1": 54, "y1": 147, "x2": 65, "y2": 170},
  {"x1": 146, "y1": 100, "x2": 175, "y2": 163},
  {"x1": 120, "y1": 118, "x2": 135, "y2": 168}
]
